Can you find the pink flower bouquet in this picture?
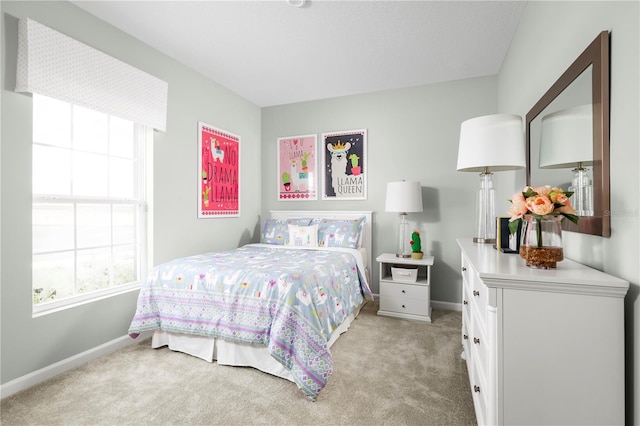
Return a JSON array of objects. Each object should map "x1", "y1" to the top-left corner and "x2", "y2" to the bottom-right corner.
[{"x1": 508, "y1": 185, "x2": 579, "y2": 235}]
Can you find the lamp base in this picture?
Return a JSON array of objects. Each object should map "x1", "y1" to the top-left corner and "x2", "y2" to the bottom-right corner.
[
  {"x1": 394, "y1": 212, "x2": 412, "y2": 258},
  {"x1": 473, "y1": 237, "x2": 496, "y2": 244},
  {"x1": 569, "y1": 167, "x2": 593, "y2": 216},
  {"x1": 473, "y1": 171, "x2": 496, "y2": 245}
]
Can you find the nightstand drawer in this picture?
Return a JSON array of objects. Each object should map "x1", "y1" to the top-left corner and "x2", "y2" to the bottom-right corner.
[
  {"x1": 379, "y1": 295, "x2": 430, "y2": 317},
  {"x1": 380, "y1": 281, "x2": 429, "y2": 300}
]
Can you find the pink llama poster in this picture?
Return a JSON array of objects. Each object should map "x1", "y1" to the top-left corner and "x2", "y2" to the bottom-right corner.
[
  {"x1": 322, "y1": 129, "x2": 367, "y2": 200},
  {"x1": 277, "y1": 134, "x2": 317, "y2": 201},
  {"x1": 198, "y1": 122, "x2": 240, "y2": 218}
]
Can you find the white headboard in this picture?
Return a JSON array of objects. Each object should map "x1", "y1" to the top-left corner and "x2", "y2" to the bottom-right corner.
[{"x1": 269, "y1": 210, "x2": 373, "y2": 271}]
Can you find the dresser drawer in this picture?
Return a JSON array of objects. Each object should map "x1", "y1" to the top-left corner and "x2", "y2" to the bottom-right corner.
[
  {"x1": 380, "y1": 280, "x2": 429, "y2": 300},
  {"x1": 469, "y1": 270, "x2": 488, "y2": 308},
  {"x1": 462, "y1": 282, "x2": 471, "y2": 322},
  {"x1": 461, "y1": 254, "x2": 471, "y2": 284},
  {"x1": 462, "y1": 254, "x2": 488, "y2": 312},
  {"x1": 469, "y1": 318, "x2": 488, "y2": 382},
  {"x1": 462, "y1": 315, "x2": 470, "y2": 357},
  {"x1": 470, "y1": 357, "x2": 488, "y2": 426}
]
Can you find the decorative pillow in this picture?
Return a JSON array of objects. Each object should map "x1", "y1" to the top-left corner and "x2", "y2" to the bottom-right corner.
[
  {"x1": 261, "y1": 218, "x2": 312, "y2": 245},
  {"x1": 314, "y1": 217, "x2": 365, "y2": 249},
  {"x1": 286, "y1": 224, "x2": 319, "y2": 247}
]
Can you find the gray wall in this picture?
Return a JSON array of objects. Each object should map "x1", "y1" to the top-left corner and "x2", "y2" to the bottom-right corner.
[
  {"x1": 1, "y1": 1, "x2": 261, "y2": 384},
  {"x1": 498, "y1": 1, "x2": 639, "y2": 423},
  {"x1": 261, "y1": 76, "x2": 499, "y2": 300}
]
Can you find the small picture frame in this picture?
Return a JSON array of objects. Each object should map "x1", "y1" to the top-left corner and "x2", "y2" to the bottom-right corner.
[{"x1": 496, "y1": 217, "x2": 521, "y2": 253}]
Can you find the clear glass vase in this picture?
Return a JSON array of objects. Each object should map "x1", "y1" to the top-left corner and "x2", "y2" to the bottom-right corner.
[{"x1": 519, "y1": 215, "x2": 564, "y2": 269}]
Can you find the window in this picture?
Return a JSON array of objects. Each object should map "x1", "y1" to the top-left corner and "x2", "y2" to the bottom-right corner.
[{"x1": 32, "y1": 94, "x2": 149, "y2": 313}]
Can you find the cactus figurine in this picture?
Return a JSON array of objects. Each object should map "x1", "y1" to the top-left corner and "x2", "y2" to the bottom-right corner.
[{"x1": 410, "y1": 231, "x2": 423, "y2": 259}]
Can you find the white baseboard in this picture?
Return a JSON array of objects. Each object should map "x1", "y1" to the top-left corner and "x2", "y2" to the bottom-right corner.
[
  {"x1": 0, "y1": 332, "x2": 150, "y2": 399},
  {"x1": 431, "y1": 300, "x2": 462, "y2": 312}
]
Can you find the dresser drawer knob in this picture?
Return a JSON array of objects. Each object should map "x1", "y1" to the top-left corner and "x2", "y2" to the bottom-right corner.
[
  {"x1": 473, "y1": 337, "x2": 480, "y2": 345},
  {"x1": 473, "y1": 290, "x2": 480, "y2": 297},
  {"x1": 463, "y1": 334, "x2": 468, "y2": 340},
  {"x1": 401, "y1": 289, "x2": 406, "y2": 293},
  {"x1": 463, "y1": 300, "x2": 468, "y2": 305},
  {"x1": 462, "y1": 267, "x2": 467, "y2": 272},
  {"x1": 474, "y1": 385, "x2": 480, "y2": 393},
  {"x1": 402, "y1": 304, "x2": 406, "y2": 309}
]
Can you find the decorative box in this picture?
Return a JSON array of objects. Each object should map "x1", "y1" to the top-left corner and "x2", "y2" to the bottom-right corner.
[{"x1": 391, "y1": 266, "x2": 418, "y2": 283}]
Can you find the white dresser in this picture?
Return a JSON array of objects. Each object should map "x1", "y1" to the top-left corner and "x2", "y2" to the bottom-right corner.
[{"x1": 458, "y1": 238, "x2": 628, "y2": 425}]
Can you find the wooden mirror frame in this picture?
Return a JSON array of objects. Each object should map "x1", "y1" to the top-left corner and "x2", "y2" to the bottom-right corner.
[{"x1": 526, "y1": 31, "x2": 610, "y2": 237}]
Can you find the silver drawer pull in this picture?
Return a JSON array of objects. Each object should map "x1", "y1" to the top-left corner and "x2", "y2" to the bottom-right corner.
[
  {"x1": 463, "y1": 300, "x2": 468, "y2": 305},
  {"x1": 401, "y1": 290, "x2": 406, "y2": 293},
  {"x1": 402, "y1": 304, "x2": 406, "y2": 308},
  {"x1": 473, "y1": 290, "x2": 480, "y2": 297},
  {"x1": 463, "y1": 334, "x2": 468, "y2": 340},
  {"x1": 474, "y1": 385, "x2": 480, "y2": 393},
  {"x1": 473, "y1": 337, "x2": 480, "y2": 345},
  {"x1": 462, "y1": 267, "x2": 467, "y2": 272}
]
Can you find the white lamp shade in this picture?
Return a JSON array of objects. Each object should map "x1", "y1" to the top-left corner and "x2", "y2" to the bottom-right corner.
[
  {"x1": 539, "y1": 104, "x2": 593, "y2": 169},
  {"x1": 457, "y1": 114, "x2": 526, "y2": 172},
  {"x1": 385, "y1": 181, "x2": 423, "y2": 213}
]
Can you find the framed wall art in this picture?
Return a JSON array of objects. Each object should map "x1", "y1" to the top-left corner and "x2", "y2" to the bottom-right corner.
[
  {"x1": 277, "y1": 134, "x2": 317, "y2": 201},
  {"x1": 321, "y1": 129, "x2": 367, "y2": 200},
  {"x1": 198, "y1": 121, "x2": 240, "y2": 218}
]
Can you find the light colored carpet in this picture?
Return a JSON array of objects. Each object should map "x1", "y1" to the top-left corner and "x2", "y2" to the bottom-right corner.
[{"x1": 1, "y1": 302, "x2": 476, "y2": 425}]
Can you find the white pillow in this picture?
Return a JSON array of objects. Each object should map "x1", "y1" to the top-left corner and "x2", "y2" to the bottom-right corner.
[{"x1": 286, "y1": 224, "x2": 319, "y2": 247}]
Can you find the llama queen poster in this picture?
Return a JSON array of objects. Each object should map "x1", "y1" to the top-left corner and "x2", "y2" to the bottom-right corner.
[
  {"x1": 277, "y1": 134, "x2": 317, "y2": 200},
  {"x1": 322, "y1": 129, "x2": 367, "y2": 200}
]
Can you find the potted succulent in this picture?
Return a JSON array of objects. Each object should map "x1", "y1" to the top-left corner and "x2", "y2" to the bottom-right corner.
[
  {"x1": 348, "y1": 153, "x2": 361, "y2": 175},
  {"x1": 410, "y1": 230, "x2": 423, "y2": 259},
  {"x1": 202, "y1": 185, "x2": 210, "y2": 207},
  {"x1": 281, "y1": 172, "x2": 291, "y2": 192},
  {"x1": 301, "y1": 152, "x2": 311, "y2": 173}
]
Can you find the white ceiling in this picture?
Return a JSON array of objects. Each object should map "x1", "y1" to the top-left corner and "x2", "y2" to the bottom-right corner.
[{"x1": 71, "y1": 0, "x2": 527, "y2": 107}]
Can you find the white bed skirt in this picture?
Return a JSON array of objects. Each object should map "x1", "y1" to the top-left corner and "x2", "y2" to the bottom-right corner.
[{"x1": 151, "y1": 303, "x2": 363, "y2": 382}]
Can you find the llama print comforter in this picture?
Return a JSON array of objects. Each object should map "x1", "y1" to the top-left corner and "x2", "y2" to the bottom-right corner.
[{"x1": 128, "y1": 244, "x2": 372, "y2": 400}]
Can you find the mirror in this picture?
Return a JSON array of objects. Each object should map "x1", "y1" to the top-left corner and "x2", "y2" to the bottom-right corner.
[{"x1": 526, "y1": 31, "x2": 610, "y2": 237}]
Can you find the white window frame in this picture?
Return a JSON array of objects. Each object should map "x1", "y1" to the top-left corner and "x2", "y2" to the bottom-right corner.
[{"x1": 32, "y1": 95, "x2": 152, "y2": 316}]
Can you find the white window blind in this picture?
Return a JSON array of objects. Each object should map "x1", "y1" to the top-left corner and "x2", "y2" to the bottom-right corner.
[{"x1": 16, "y1": 18, "x2": 168, "y2": 132}]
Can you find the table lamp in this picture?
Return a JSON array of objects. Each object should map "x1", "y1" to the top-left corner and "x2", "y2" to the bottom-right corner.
[
  {"x1": 385, "y1": 181, "x2": 423, "y2": 257},
  {"x1": 457, "y1": 114, "x2": 525, "y2": 243},
  {"x1": 539, "y1": 104, "x2": 593, "y2": 216}
]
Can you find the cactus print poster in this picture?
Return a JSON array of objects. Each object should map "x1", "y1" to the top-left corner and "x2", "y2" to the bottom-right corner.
[
  {"x1": 322, "y1": 129, "x2": 367, "y2": 200},
  {"x1": 277, "y1": 134, "x2": 317, "y2": 201},
  {"x1": 198, "y1": 122, "x2": 240, "y2": 218}
]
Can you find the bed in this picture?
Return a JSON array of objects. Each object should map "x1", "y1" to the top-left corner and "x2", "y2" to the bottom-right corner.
[{"x1": 128, "y1": 210, "x2": 373, "y2": 400}]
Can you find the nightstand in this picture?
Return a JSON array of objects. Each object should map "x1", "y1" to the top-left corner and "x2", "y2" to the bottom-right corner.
[{"x1": 376, "y1": 253, "x2": 435, "y2": 322}]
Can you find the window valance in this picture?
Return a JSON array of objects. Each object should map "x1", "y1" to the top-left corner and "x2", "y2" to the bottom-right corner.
[{"x1": 16, "y1": 18, "x2": 168, "y2": 132}]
